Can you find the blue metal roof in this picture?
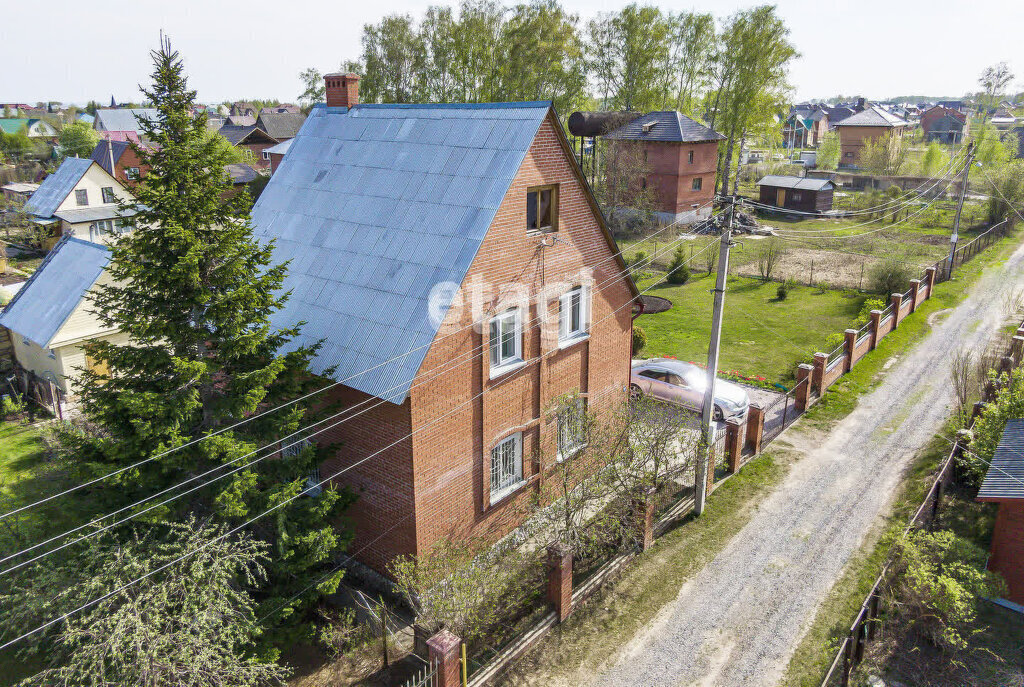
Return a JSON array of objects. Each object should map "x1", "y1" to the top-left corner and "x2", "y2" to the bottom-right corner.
[
  {"x1": 23, "y1": 157, "x2": 95, "y2": 218},
  {"x1": 251, "y1": 101, "x2": 551, "y2": 404},
  {"x1": 0, "y1": 236, "x2": 111, "y2": 347}
]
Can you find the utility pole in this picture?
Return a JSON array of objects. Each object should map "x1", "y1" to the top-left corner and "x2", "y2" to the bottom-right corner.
[
  {"x1": 948, "y1": 142, "x2": 975, "y2": 280},
  {"x1": 695, "y1": 195, "x2": 736, "y2": 516}
]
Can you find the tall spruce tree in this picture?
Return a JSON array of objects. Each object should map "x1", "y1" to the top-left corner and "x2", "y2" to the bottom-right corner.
[{"x1": 74, "y1": 37, "x2": 353, "y2": 645}]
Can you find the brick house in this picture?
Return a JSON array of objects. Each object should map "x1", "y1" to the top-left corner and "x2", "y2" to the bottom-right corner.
[
  {"x1": 834, "y1": 106, "x2": 909, "y2": 168},
  {"x1": 251, "y1": 73, "x2": 640, "y2": 575},
  {"x1": 217, "y1": 125, "x2": 279, "y2": 169},
  {"x1": 602, "y1": 111, "x2": 724, "y2": 224},
  {"x1": 920, "y1": 105, "x2": 968, "y2": 143},
  {"x1": 976, "y1": 419, "x2": 1024, "y2": 603},
  {"x1": 90, "y1": 139, "x2": 148, "y2": 185}
]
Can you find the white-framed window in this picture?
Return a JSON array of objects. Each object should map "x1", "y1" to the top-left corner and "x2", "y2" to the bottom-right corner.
[
  {"x1": 557, "y1": 397, "x2": 587, "y2": 461},
  {"x1": 125, "y1": 167, "x2": 140, "y2": 180},
  {"x1": 489, "y1": 308, "x2": 523, "y2": 376},
  {"x1": 281, "y1": 436, "x2": 312, "y2": 458},
  {"x1": 74, "y1": 189, "x2": 88, "y2": 206},
  {"x1": 490, "y1": 432, "x2": 523, "y2": 501},
  {"x1": 101, "y1": 186, "x2": 116, "y2": 203},
  {"x1": 262, "y1": 150, "x2": 271, "y2": 160},
  {"x1": 558, "y1": 285, "x2": 589, "y2": 345}
]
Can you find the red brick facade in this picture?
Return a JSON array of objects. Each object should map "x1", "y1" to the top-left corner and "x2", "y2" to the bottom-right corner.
[
  {"x1": 318, "y1": 113, "x2": 635, "y2": 574},
  {"x1": 986, "y1": 500, "x2": 1024, "y2": 603},
  {"x1": 642, "y1": 140, "x2": 719, "y2": 216}
]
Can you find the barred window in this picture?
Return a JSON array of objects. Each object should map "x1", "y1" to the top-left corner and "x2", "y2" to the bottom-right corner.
[
  {"x1": 557, "y1": 398, "x2": 587, "y2": 461},
  {"x1": 490, "y1": 433, "x2": 522, "y2": 501}
]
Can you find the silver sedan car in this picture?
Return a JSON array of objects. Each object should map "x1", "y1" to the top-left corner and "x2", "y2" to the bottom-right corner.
[{"x1": 630, "y1": 358, "x2": 750, "y2": 421}]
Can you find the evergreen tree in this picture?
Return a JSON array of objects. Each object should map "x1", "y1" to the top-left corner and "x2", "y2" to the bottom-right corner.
[{"x1": 73, "y1": 37, "x2": 352, "y2": 645}]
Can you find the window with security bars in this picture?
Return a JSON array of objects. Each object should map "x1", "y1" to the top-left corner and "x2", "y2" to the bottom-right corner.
[
  {"x1": 490, "y1": 433, "x2": 522, "y2": 500},
  {"x1": 557, "y1": 398, "x2": 587, "y2": 461},
  {"x1": 75, "y1": 189, "x2": 88, "y2": 206}
]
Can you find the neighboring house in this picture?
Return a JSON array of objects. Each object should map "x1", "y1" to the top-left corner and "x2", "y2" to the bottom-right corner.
[
  {"x1": 921, "y1": 105, "x2": 968, "y2": 143},
  {"x1": 224, "y1": 163, "x2": 264, "y2": 199},
  {"x1": 603, "y1": 110, "x2": 725, "y2": 223},
  {"x1": 1, "y1": 182, "x2": 39, "y2": 205},
  {"x1": 23, "y1": 158, "x2": 135, "y2": 248},
  {"x1": 218, "y1": 125, "x2": 279, "y2": 169},
  {"x1": 226, "y1": 114, "x2": 257, "y2": 127},
  {"x1": 834, "y1": 106, "x2": 909, "y2": 168},
  {"x1": 0, "y1": 236, "x2": 124, "y2": 395},
  {"x1": 824, "y1": 106, "x2": 855, "y2": 128},
  {"x1": 250, "y1": 73, "x2": 640, "y2": 575},
  {"x1": 756, "y1": 175, "x2": 835, "y2": 213},
  {"x1": 90, "y1": 139, "x2": 148, "y2": 185},
  {"x1": 93, "y1": 108, "x2": 159, "y2": 137},
  {"x1": 977, "y1": 419, "x2": 1024, "y2": 605},
  {"x1": 76, "y1": 112, "x2": 96, "y2": 125},
  {"x1": 264, "y1": 138, "x2": 291, "y2": 175},
  {"x1": 781, "y1": 114, "x2": 811, "y2": 149},
  {"x1": 991, "y1": 110, "x2": 1018, "y2": 132},
  {"x1": 260, "y1": 104, "x2": 301, "y2": 115},
  {"x1": 0, "y1": 118, "x2": 58, "y2": 138},
  {"x1": 807, "y1": 110, "x2": 829, "y2": 145},
  {"x1": 937, "y1": 100, "x2": 967, "y2": 113},
  {"x1": 230, "y1": 102, "x2": 258, "y2": 118},
  {"x1": 254, "y1": 112, "x2": 306, "y2": 142}
]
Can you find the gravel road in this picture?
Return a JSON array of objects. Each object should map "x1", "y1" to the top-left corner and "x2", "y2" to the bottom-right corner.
[{"x1": 591, "y1": 242, "x2": 1024, "y2": 687}]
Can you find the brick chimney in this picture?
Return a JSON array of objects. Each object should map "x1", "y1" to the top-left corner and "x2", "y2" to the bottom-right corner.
[{"x1": 325, "y1": 73, "x2": 359, "y2": 108}]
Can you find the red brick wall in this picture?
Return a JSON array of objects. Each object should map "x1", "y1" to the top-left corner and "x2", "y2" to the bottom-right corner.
[
  {"x1": 639, "y1": 140, "x2": 718, "y2": 215},
  {"x1": 989, "y1": 500, "x2": 1024, "y2": 603},
  {"x1": 113, "y1": 147, "x2": 147, "y2": 186},
  {"x1": 244, "y1": 142, "x2": 274, "y2": 170},
  {"x1": 839, "y1": 125, "x2": 903, "y2": 166},
  {"x1": 407, "y1": 114, "x2": 634, "y2": 559}
]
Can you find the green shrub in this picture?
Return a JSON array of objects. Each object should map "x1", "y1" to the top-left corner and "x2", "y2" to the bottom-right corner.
[
  {"x1": 632, "y1": 325, "x2": 648, "y2": 357},
  {"x1": 868, "y1": 257, "x2": 915, "y2": 296},
  {"x1": 966, "y1": 370, "x2": 1024, "y2": 485},
  {"x1": 776, "y1": 282, "x2": 789, "y2": 300},
  {"x1": 857, "y1": 297, "x2": 887, "y2": 322},
  {"x1": 1, "y1": 392, "x2": 24, "y2": 419},
  {"x1": 666, "y1": 246, "x2": 690, "y2": 284}
]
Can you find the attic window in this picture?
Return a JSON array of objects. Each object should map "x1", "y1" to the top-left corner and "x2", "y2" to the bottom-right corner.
[
  {"x1": 526, "y1": 184, "x2": 558, "y2": 234},
  {"x1": 125, "y1": 167, "x2": 139, "y2": 180},
  {"x1": 75, "y1": 189, "x2": 88, "y2": 206},
  {"x1": 101, "y1": 187, "x2": 115, "y2": 203},
  {"x1": 688, "y1": 150, "x2": 694, "y2": 164}
]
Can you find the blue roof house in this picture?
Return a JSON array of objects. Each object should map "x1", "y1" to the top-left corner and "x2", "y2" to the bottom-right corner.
[{"x1": 250, "y1": 73, "x2": 639, "y2": 572}]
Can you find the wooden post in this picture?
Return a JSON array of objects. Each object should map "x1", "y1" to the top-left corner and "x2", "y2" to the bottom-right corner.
[
  {"x1": 725, "y1": 418, "x2": 742, "y2": 473},
  {"x1": 869, "y1": 309, "x2": 882, "y2": 350},
  {"x1": 744, "y1": 402, "x2": 765, "y2": 455},
  {"x1": 547, "y1": 542, "x2": 573, "y2": 622},
  {"x1": 427, "y1": 630, "x2": 462, "y2": 687}
]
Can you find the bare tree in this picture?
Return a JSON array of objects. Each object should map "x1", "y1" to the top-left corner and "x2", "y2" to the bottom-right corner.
[
  {"x1": 950, "y1": 347, "x2": 976, "y2": 423},
  {"x1": 756, "y1": 238, "x2": 786, "y2": 282},
  {"x1": 607, "y1": 396, "x2": 700, "y2": 498}
]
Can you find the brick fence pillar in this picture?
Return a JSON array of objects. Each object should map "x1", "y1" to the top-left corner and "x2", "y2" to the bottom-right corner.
[
  {"x1": 795, "y1": 363, "x2": 812, "y2": 411},
  {"x1": 890, "y1": 292, "x2": 904, "y2": 326},
  {"x1": 908, "y1": 279, "x2": 922, "y2": 312},
  {"x1": 427, "y1": 630, "x2": 461, "y2": 687},
  {"x1": 725, "y1": 418, "x2": 742, "y2": 473},
  {"x1": 925, "y1": 266, "x2": 937, "y2": 296},
  {"x1": 547, "y1": 542, "x2": 573, "y2": 622},
  {"x1": 843, "y1": 328, "x2": 857, "y2": 372},
  {"x1": 869, "y1": 309, "x2": 882, "y2": 350},
  {"x1": 745, "y1": 402, "x2": 764, "y2": 455},
  {"x1": 812, "y1": 352, "x2": 827, "y2": 395},
  {"x1": 633, "y1": 488, "x2": 656, "y2": 551}
]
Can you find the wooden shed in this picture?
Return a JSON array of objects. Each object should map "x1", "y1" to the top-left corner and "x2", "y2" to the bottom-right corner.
[
  {"x1": 756, "y1": 175, "x2": 835, "y2": 213},
  {"x1": 977, "y1": 419, "x2": 1024, "y2": 604}
]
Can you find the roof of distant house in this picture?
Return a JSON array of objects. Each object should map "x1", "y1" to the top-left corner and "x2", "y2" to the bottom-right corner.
[
  {"x1": 252, "y1": 100, "x2": 623, "y2": 404},
  {"x1": 264, "y1": 139, "x2": 292, "y2": 156},
  {"x1": 225, "y1": 163, "x2": 261, "y2": 184},
  {"x1": 89, "y1": 140, "x2": 132, "y2": 175},
  {"x1": 756, "y1": 175, "x2": 834, "y2": 191},
  {"x1": 218, "y1": 124, "x2": 278, "y2": 146},
  {"x1": 825, "y1": 106, "x2": 855, "y2": 124},
  {"x1": 260, "y1": 104, "x2": 301, "y2": 115},
  {"x1": 603, "y1": 111, "x2": 725, "y2": 143},
  {"x1": 94, "y1": 108, "x2": 159, "y2": 135},
  {"x1": 0, "y1": 118, "x2": 34, "y2": 134},
  {"x1": 1, "y1": 182, "x2": 39, "y2": 194},
  {"x1": 23, "y1": 157, "x2": 96, "y2": 218},
  {"x1": 226, "y1": 114, "x2": 256, "y2": 127},
  {"x1": 833, "y1": 106, "x2": 909, "y2": 128},
  {"x1": 978, "y1": 419, "x2": 1024, "y2": 500},
  {"x1": 255, "y1": 112, "x2": 307, "y2": 140},
  {"x1": 0, "y1": 236, "x2": 111, "y2": 348},
  {"x1": 76, "y1": 113, "x2": 95, "y2": 124}
]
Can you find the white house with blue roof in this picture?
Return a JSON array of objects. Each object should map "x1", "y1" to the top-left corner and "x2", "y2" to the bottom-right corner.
[
  {"x1": 251, "y1": 73, "x2": 640, "y2": 573},
  {"x1": 23, "y1": 157, "x2": 135, "y2": 248},
  {"x1": 0, "y1": 236, "x2": 127, "y2": 394}
]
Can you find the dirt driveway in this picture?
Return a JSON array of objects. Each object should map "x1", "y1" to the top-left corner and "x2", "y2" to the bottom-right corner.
[{"x1": 588, "y1": 241, "x2": 1024, "y2": 687}]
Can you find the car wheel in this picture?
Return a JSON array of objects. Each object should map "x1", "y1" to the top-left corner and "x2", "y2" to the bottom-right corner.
[
  {"x1": 629, "y1": 384, "x2": 643, "y2": 401},
  {"x1": 713, "y1": 405, "x2": 724, "y2": 421}
]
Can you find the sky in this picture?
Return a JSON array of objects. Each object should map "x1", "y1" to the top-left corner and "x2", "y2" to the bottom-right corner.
[{"x1": 4, "y1": 0, "x2": 1023, "y2": 106}]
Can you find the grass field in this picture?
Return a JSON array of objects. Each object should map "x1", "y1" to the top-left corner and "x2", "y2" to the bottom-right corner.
[
  {"x1": 634, "y1": 272, "x2": 867, "y2": 386},
  {"x1": 0, "y1": 420, "x2": 47, "y2": 490}
]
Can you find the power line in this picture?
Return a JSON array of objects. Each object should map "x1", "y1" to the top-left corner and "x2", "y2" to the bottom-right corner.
[
  {"x1": 0, "y1": 234, "x2": 723, "y2": 651},
  {"x1": 0, "y1": 222, "x2": 723, "y2": 576},
  {"x1": 0, "y1": 198, "x2": 719, "y2": 523}
]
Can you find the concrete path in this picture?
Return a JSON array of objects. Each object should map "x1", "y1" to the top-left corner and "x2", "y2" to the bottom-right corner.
[{"x1": 591, "y1": 242, "x2": 1024, "y2": 687}]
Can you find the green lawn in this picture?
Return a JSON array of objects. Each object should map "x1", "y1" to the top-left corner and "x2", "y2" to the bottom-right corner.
[
  {"x1": 635, "y1": 273, "x2": 867, "y2": 385},
  {"x1": 0, "y1": 420, "x2": 47, "y2": 490}
]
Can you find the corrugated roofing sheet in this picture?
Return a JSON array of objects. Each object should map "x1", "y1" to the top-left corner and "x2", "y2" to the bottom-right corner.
[
  {"x1": 834, "y1": 106, "x2": 908, "y2": 128},
  {"x1": 251, "y1": 101, "x2": 551, "y2": 404},
  {"x1": 90, "y1": 140, "x2": 131, "y2": 175},
  {"x1": 94, "y1": 108, "x2": 158, "y2": 134},
  {"x1": 23, "y1": 157, "x2": 95, "y2": 218},
  {"x1": 756, "y1": 175, "x2": 834, "y2": 191},
  {"x1": 0, "y1": 236, "x2": 110, "y2": 347},
  {"x1": 604, "y1": 111, "x2": 724, "y2": 143},
  {"x1": 978, "y1": 419, "x2": 1024, "y2": 500}
]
